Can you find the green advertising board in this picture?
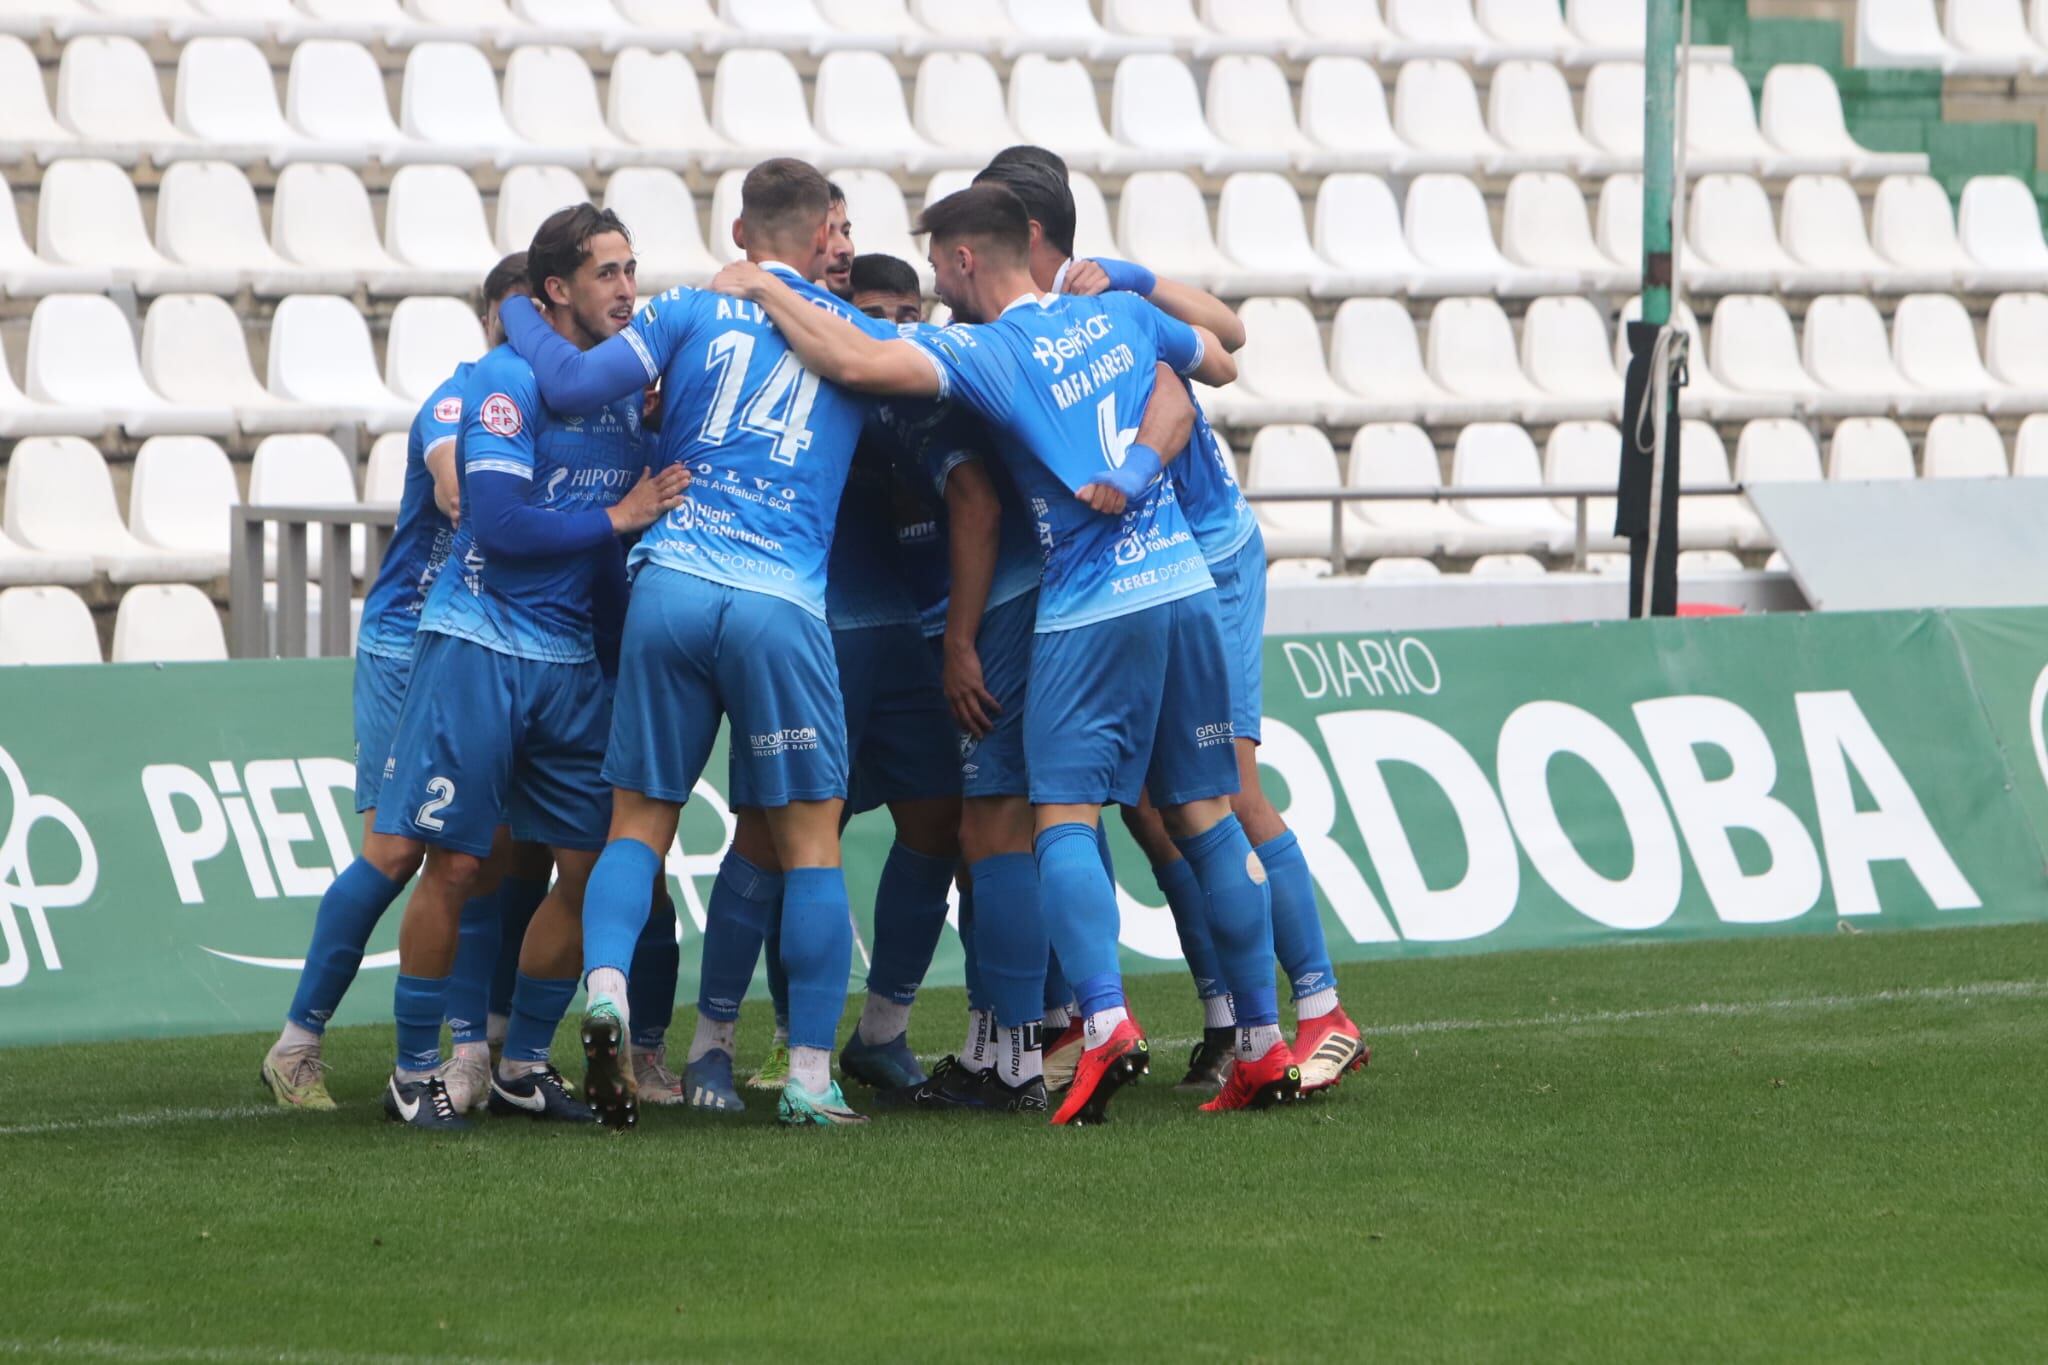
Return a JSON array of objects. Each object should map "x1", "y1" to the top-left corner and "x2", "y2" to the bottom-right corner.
[{"x1": 4, "y1": 608, "x2": 2046, "y2": 1047}]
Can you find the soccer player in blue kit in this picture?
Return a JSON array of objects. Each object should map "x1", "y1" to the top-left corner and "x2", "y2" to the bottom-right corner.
[
  {"x1": 375, "y1": 207, "x2": 688, "y2": 1131},
  {"x1": 979, "y1": 148, "x2": 1370, "y2": 1100},
  {"x1": 261, "y1": 253, "x2": 559, "y2": 1114},
  {"x1": 713, "y1": 184, "x2": 1301, "y2": 1123},
  {"x1": 491, "y1": 159, "x2": 911, "y2": 1129}
]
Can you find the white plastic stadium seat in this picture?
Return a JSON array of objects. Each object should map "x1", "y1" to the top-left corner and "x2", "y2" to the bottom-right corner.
[
  {"x1": 1712, "y1": 295, "x2": 1873, "y2": 417},
  {"x1": 1488, "y1": 61, "x2": 1624, "y2": 174},
  {"x1": 1617, "y1": 293, "x2": 1789, "y2": 422},
  {"x1": 1245, "y1": 425, "x2": 1361, "y2": 559},
  {"x1": 1686, "y1": 60, "x2": 1832, "y2": 177},
  {"x1": 1452, "y1": 424, "x2": 1575, "y2": 553},
  {"x1": 1008, "y1": 55, "x2": 1124, "y2": 174},
  {"x1": 1924, "y1": 412, "x2": 2011, "y2": 478},
  {"x1": 1111, "y1": 54, "x2": 1286, "y2": 174},
  {"x1": 1542, "y1": 420, "x2": 1625, "y2": 549},
  {"x1": 510, "y1": 0, "x2": 637, "y2": 48},
  {"x1": 1958, "y1": 175, "x2": 2048, "y2": 287},
  {"x1": 710, "y1": 49, "x2": 838, "y2": 168},
  {"x1": 1858, "y1": 0, "x2": 2013, "y2": 72},
  {"x1": 1826, "y1": 417, "x2": 1917, "y2": 480},
  {"x1": 284, "y1": 40, "x2": 429, "y2": 166},
  {"x1": 55, "y1": 36, "x2": 199, "y2": 165},
  {"x1": 111, "y1": 583, "x2": 227, "y2": 662},
  {"x1": 1521, "y1": 296, "x2": 1623, "y2": 420},
  {"x1": 608, "y1": 48, "x2": 743, "y2": 171},
  {"x1": 913, "y1": 53, "x2": 1024, "y2": 164},
  {"x1": 604, "y1": 168, "x2": 721, "y2": 290},
  {"x1": 174, "y1": 37, "x2": 360, "y2": 168},
  {"x1": 141, "y1": 292, "x2": 349, "y2": 434},
  {"x1": 1293, "y1": 0, "x2": 1398, "y2": 59},
  {"x1": 1331, "y1": 298, "x2": 1503, "y2": 424},
  {"x1": 157, "y1": 160, "x2": 355, "y2": 295},
  {"x1": 1393, "y1": 60, "x2": 1510, "y2": 173},
  {"x1": 1674, "y1": 420, "x2": 1765, "y2": 551},
  {"x1": 1759, "y1": 65, "x2": 1927, "y2": 179},
  {"x1": 1479, "y1": 0, "x2": 1583, "y2": 61},
  {"x1": 1734, "y1": 419, "x2": 1824, "y2": 489},
  {"x1": 1117, "y1": 171, "x2": 1238, "y2": 294},
  {"x1": 1687, "y1": 174, "x2": 1859, "y2": 296},
  {"x1": 1206, "y1": 55, "x2": 1328, "y2": 173},
  {"x1": 1385, "y1": 0, "x2": 1497, "y2": 62},
  {"x1": 1362, "y1": 557, "x2": 1441, "y2": 581},
  {"x1": 816, "y1": 51, "x2": 972, "y2": 172},
  {"x1": 385, "y1": 165, "x2": 500, "y2": 294},
  {"x1": 1299, "y1": 58, "x2": 1456, "y2": 175},
  {"x1": 495, "y1": 164, "x2": 586, "y2": 254},
  {"x1": 267, "y1": 295, "x2": 415, "y2": 432},
  {"x1": 387, "y1": 297, "x2": 485, "y2": 408},
  {"x1": 0, "y1": 332, "x2": 101, "y2": 437},
  {"x1": 1232, "y1": 297, "x2": 1379, "y2": 426},
  {"x1": 1197, "y1": 0, "x2": 1313, "y2": 55},
  {"x1": 1266, "y1": 557, "x2": 1335, "y2": 583},
  {"x1": 1987, "y1": 292, "x2": 2048, "y2": 396},
  {"x1": 1468, "y1": 554, "x2": 1550, "y2": 578},
  {"x1": 1894, "y1": 292, "x2": 2048, "y2": 416},
  {"x1": 270, "y1": 164, "x2": 418, "y2": 297},
  {"x1": 1801, "y1": 293, "x2": 1966, "y2": 418},
  {"x1": 36, "y1": 159, "x2": 235, "y2": 295},
  {"x1": 1781, "y1": 175, "x2": 1951, "y2": 295},
  {"x1": 835, "y1": 170, "x2": 930, "y2": 289},
  {"x1": 1870, "y1": 174, "x2": 1977, "y2": 290},
  {"x1": 1218, "y1": 173, "x2": 1383, "y2": 299},
  {"x1": 0, "y1": 170, "x2": 109, "y2": 297},
  {"x1": 1405, "y1": 174, "x2": 1577, "y2": 297},
  {"x1": 27, "y1": 294, "x2": 232, "y2": 436},
  {"x1": 401, "y1": 42, "x2": 557, "y2": 169},
  {"x1": 2018, "y1": 414, "x2": 2048, "y2": 476},
  {"x1": 0, "y1": 35, "x2": 79, "y2": 164},
  {"x1": 607, "y1": 0, "x2": 731, "y2": 51},
  {"x1": 720, "y1": 0, "x2": 893, "y2": 53},
  {"x1": 364, "y1": 432, "x2": 409, "y2": 505},
  {"x1": 5, "y1": 437, "x2": 224, "y2": 582},
  {"x1": 287, "y1": 0, "x2": 430, "y2": 45},
  {"x1": 1567, "y1": 0, "x2": 1647, "y2": 62},
  {"x1": 1427, "y1": 297, "x2": 1586, "y2": 425},
  {"x1": 899, "y1": 0, "x2": 1006, "y2": 53},
  {"x1": 1347, "y1": 422, "x2": 1514, "y2": 557},
  {"x1": 706, "y1": 169, "x2": 745, "y2": 264},
  {"x1": 128, "y1": 436, "x2": 240, "y2": 563},
  {"x1": 1312, "y1": 174, "x2": 1424, "y2": 297},
  {"x1": 1100, "y1": 0, "x2": 1237, "y2": 56},
  {"x1": 1580, "y1": 61, "x2": 1646, "y2": 169},
  {"x1": 248, "y1": 434, "x2": 363, "y2": 578},
  {"x1": 0, "y1": 587, "x2": 101, "y2": 665},
  {"x1": 1501, "y1": 173, "x2": 1635, "y2": 292},
  {"x1": 504, "y1": 46, "x2": 660, "y2": 170}
]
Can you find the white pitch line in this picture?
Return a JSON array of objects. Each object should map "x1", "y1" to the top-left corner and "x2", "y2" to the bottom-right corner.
[
  {"x1": 0, "y1": 1339, "x2": 568, "y2": 1365},
  {"x1": 8, "y1": 981, "x2": 2048, "y2": 1137}
]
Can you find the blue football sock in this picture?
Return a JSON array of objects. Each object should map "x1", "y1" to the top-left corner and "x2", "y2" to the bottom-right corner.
[
  {"x1": 697, "y1": 850, "x2": 782, "y2": 1022},
  {"x1": 1034, "y1": 822, "x2": 1122, "y2": 1019},
  {"x1": 393, "y1": 973, "x2": 448, "y2": 1074},
  {"x1": 866, "y1": 841, "x2": 956, "y2": 1005},
  {"x1": 1172, "y1": 815, "x2": 1278, "y2": 1028},
  {"x1": 1043, "y1": 947, "x2": 1072, "y2": 1014},
  {"x1": 779, "y1": 867, "x2": 853, "y2": 1052},
  {"x1": 286, "y1": 859, "x2": 405, "y2": 1033},
  {"x1": 504, "y1": 972, "x2": 577, "y2": 1064},
  {"x1": 957, "y1": 873, "x2": 988, "y2": 1014},
  {"x1": 1156, "y1": 856, "x2": 1227, "y2": 1001},
  {"x1": 489, "y1": 873, "x2": 549, "y2": 1019},
  {"x1": 970, "y1": 853, "x2": 1047, "y2": 1029},
  {"x1": 581, "y1": 837, "x2": 661, "y2": 980},
  {"x1": 1258, "y1": 832, "x2": 1336, "y2": 1002},
  {"x1": 764, "y1": 897, "x2": 789, "y2": 1029},
  {"x1": 444, "y1": 886, "x2": 503, "y2": 1045},
  {"x1": 629, "y1": 887, "x2": 680, "y2": 1051}
]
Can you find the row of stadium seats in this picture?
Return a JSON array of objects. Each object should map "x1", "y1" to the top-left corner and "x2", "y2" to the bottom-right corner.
[
  {"x1": 0, "y1": 32, "x2": 1911, "y2": 185},
  {"x1": 1859, "y1": 0, "x2": 2048, "y2": 73},
  {"x1": 0, "y1": 431, "x2": 398, "y2": 585},
  {"x1": 1209, "y1": 289, "x2": 2048, "y2": 428},
  {"x1": 0, "y1": 582, "x2": 224, "y2": 664},
  {"x1": 0, "y1": 0, "x2": 1661, "y2": 64},
  {"x1": 1246, "y1": 413, "x2": 2048, "y2": 560},
  {"x1": 1273, "y1": 549, "x2": 1772, "y2": 583},
  {"x1": 10, "y1": 150, "x2": 2032, "y2": 307}
]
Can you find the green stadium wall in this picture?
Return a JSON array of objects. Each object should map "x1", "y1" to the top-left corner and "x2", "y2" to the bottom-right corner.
[{"x1": 6, "y1": 608, "x2": 2048, "y2": 1046}]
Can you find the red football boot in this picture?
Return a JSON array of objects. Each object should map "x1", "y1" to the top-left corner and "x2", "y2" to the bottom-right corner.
[
  {"x1": 1200, "y1": 1039, "x2": 1302, "y2": 1112},
  {"x1": 1293, "y1": 1008, "x2": 1370, "y2": 1095},
  {"x1": 1049, "y1": 1018, "x2": 1149, "y2": 1125}
]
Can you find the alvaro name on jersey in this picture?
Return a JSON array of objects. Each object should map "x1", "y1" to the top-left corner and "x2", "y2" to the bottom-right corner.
[
  {"x1": 418, "y1": 345, "x2": 646, "y2": 665},
  {"x1": 910, "y1": 291, "x2": 1213, "y2": 633}
]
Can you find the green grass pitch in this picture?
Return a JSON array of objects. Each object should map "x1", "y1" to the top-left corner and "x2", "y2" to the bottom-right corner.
[{"x1": 4, "y1": 923, "x2": 2048, "y2": 1364}]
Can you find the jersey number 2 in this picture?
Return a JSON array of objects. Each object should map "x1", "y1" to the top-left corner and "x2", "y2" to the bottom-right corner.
[
  {"x1": 700, "y1": 330, "x2": 820, "y2": 466},
  {"x1": 415, "y1": 777, "x2": 455, "y2": 832}
]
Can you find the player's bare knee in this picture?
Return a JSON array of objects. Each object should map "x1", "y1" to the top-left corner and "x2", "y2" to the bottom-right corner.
[
  {"x1": 768, "y1": 799, "x2": 844, "y2": 869},
  {"x1": 359, "y1": 829, "x2": 425, "y2": 883},
  {"x1": 420, "y1": 846, "x2": 486, "y2": 899},
  {"x1": 1159, "y1": 795, "x2": 1233, "y2": 843},
  {"x1": 890, "y1": 797, "x2": 961, "y2": 861}
]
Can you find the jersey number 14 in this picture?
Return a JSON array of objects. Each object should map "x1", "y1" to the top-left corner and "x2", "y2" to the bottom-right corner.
[{"x1": 700, "y1": 330, "x2": 820, "y2": 466}]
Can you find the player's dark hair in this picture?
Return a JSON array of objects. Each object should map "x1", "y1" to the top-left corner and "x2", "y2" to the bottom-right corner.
[
  {"x1": 849, "y1": 252, "x2": 919, "y2": 299},
  {"x1": 827, "y1": 179, "x2": 846, "y2": 207},
  {"x1": 917, "y1": 184, "x2": 1032, "y2": 263},
  {"x1": 482, "y1": 252, "x2": 528, "y2": 305},
  {"x1": 526, "y1": 204, "x2": 631, "y2": 299},
  {"x1": 742, "y1": 157, "x2": 834, "y2": 245},
  {"x1": 983, "y1": 144, "x2": 1070, "y2": 183},
  {"x1": 970, "y1": 157, "x2": 1075, "y2": 257}
]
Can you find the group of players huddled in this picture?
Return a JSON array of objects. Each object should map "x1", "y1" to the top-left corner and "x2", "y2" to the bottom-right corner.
[{"x1": 258, "y1": 145, "x2": 1370, "y2": 1131}]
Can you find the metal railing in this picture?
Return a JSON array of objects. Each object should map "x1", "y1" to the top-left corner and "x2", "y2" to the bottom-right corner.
[
  {"x1": 1243, "y1": 483, "x2": 1749, "y2": 576},
  {"x1": 229, "y1": 504, "x2": 397, "y2": 659}
]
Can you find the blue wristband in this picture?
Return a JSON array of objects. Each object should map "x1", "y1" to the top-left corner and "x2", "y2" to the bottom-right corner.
[
  {"x1": 1097, "y1": 442, "x2": 1164, "y2": 500},
  {"x1": 1090, "y1": 257, "x2": 1157, "y2": 297}
]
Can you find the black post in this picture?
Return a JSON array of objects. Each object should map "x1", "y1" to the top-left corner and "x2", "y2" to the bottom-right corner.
[{"x1": 1618, "y1": 319, "x2": 1683, "y2": 617}]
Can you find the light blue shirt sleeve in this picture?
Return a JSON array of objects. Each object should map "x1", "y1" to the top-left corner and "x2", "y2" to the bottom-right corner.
[
  {"x1": 464, "y1": 360, "x2": 541, "y2": 481},
  {"x1": 909, "y1": 323, "x2": 1018, "y2": 426},
  {"x1": 1130, "y1": 296, "x2": 1205, "y2": 378}
]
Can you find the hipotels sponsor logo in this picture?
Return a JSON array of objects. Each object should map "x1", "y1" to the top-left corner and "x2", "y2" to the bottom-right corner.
[
  {"x1": 1130, "y1": 686, "x2": 1983, "y2": 961},
  {"x1": 750, "y1": 727, "x2": 820, "y2": 756},
  {"x1": 0, "y1": 746, "x2": 98, "y2": 989}
]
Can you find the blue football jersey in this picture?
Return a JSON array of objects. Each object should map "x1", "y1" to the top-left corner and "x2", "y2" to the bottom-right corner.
[
  {"x1": 357, "y1": 364, "x2": 469, "y2": 660},
  {"x1": 825, "y1": 433, "x2": 922, "y2": 632},
  {"x1": 617, "y1": 262, "x2": 897, "y2": 620},
  {"x1": 1172, "y1": 385, "x2": 1258, "y2": 565},
  {"x1": 910, "y1": 291, "x2": 1214, "y2": 632},
  {"x1": 418, "y1": 346, "x2": 647, "y2": 664}
]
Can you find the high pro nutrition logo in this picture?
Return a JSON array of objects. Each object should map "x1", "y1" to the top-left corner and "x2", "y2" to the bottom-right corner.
[{"x1": 0, "y1": 744, "x2": 99, "y2": 989}]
